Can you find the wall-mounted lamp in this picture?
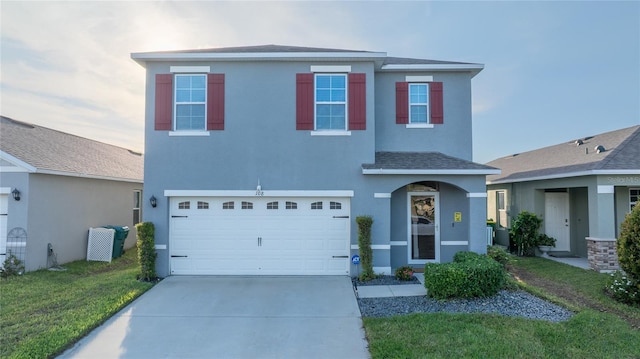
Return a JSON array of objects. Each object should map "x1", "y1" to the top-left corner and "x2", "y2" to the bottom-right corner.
[
  {"x1": 11, "y1": 188, "x2": 21, "y2": 201},
  {"x1": 149, "y1": 195, "x2": 157, "y2": 208}
]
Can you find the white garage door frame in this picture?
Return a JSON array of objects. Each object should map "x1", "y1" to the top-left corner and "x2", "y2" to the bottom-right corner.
[{"x1": 166, "y1": 190, "x2": 353, "y2": 276}]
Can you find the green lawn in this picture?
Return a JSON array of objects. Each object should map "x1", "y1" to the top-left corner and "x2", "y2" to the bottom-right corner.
[
  {"x1": 0, "y1": 249, "x2": 154, "y2": 359},
  {"x1": 364, "y1": 257, "x2": 640, "y2": 359}
]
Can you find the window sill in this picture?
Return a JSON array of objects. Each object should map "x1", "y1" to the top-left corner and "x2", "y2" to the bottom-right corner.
[
  {"x1": 310, "y1": 130, "x2": 352, "y2": 136},
  {"x1": 406, "y1": 124, "x2": 434, "y2": 129},
  {"x1": 168, "y1": 131, "x2": 210, "y2": 137}
]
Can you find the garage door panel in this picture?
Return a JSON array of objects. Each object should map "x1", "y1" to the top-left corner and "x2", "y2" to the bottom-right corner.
[{"x1": 170, "y1": 196, "x2": 350, "y2": 275}]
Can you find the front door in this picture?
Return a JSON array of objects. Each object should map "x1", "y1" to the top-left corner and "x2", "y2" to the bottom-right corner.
[
  {"x1": 408, "y1": 193, "x2": 439, "y2": 263},
  {"x1": 545, "y1": 192, "x2": 570, "y2": 252}
]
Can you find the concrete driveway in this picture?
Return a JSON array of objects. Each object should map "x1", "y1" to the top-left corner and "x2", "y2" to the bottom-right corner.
[{"x1": 59, "y1": 276, "x2": 370, "y2": 359}]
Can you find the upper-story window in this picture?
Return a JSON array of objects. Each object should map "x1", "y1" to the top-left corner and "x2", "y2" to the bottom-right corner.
[
  {"x1": 154, "y1": 71, "x2": 225, "y2": 132},
  {"x1": 315, "y1": 74, "x2": 346, "y2": 130},
  {"x1": 175, "y1": 75, "x2": 206, "y2": 131},
  {"x1": 296, "y1": 71, "x2": 366, "y2": 132},
  {"x1": 409, "y1": 83, "x2": 428, "y2": 124}
]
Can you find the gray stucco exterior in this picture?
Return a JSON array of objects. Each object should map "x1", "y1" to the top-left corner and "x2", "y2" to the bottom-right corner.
[
  {"x1": 133, "y1": 45, "x2": 497, "y2": 277},
  {"x1": 0, "y1": 116, "x2": 144, "y2": 272},
  {"x1": 486, "y1": 126, "x2": 640, "y2": 259}
]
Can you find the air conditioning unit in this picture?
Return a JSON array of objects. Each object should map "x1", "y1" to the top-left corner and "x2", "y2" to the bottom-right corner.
[{"x1": 87, "y1": 227, "x2": 115, "y2": 262}]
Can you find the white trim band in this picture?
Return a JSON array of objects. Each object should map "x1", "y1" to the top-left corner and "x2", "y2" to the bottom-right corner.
[
  {"x1": 155, "y1": 244, "x2": 167, "y2": 250},
  {"x1": 310, "y1": 131, "x2": 351, "y2": 136},
  {"x1": 351, "y1": 244, "x2": 390, "y2": 250},
  {"x1": 170, "y1": 66, "x2": 211, "y2": 73},
  {"x1": 363, "y1": 168, "x2": 501, "y2": 175},
  {"x1": 406, "y1": 123, "x2": 434, "y2": 129},
  {"x1": 0, "y1": 187, "x2": 11, "y2": 194},
  {"x1": 169, "y1": 131, "x2": 210, "y2": 137},
  {"x1": 390, "y1": 241, "x2": 407, "y2": 246},
  {"x1": 165, "y1": 190, "x2": 355, "y2": 197},
  {"x1": 374, "y1": 193, "x2": 391, "y2": 198},
  {"x1": 487, "y1": 170, "x2": 640, "y2": 185},
  {"x1": 586, "y1": 237, "x2": 617, "y2": 242},
  {"x1": 467, "y1": 192, "x2": 488, "y2": 198},
  {"x1": 441, "y1": 241, "x2": 469, "y2": 246},
  {"x1": 597, "y1": 185, "x2": 615, "y2": 194}
]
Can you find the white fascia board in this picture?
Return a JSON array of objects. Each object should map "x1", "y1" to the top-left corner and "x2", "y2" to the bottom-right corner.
[
  {"x1": 381, "y1": 64, "x2": 484, "y2": 72},
  {"x1": 132, "y1": 51, "x2": 387, "y2": 63},
  {"x1": 363, "y1": 168, "x2": 501, "y2": 175},
  {"x1": 486, "y1": 169, "x2": 640, "y2": 185},
  {"x1": 164, "y1": 190, "x2": 355, "y2": 197},
  {"x1": 0, "y1": 151, "x2": 36, "y2": 172}
]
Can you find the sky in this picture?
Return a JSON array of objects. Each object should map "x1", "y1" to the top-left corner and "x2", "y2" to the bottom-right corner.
[{"x1": 1, "y1": 1, "x2": 638, "y2": 164}]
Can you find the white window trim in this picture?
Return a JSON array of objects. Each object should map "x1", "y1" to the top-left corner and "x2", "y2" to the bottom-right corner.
[
  {"x1": 406, "y1": 123, "x2": 434, "y2": 129},
  {"x1": 310, "y1": 65, "x2": 352, "y2": 73},
  {"x1": 405, "y1": 75, "x2": 434, "y2": 82},
  {"x1": 314, "y1": 73, "x2": 348, "y2": 131},
  {"x1": 174, "y1": 74, "x2": 207, "y2": 132},
  {"x1": 169, "y1": 131, "x2": 210, "y2": 136},
  {"x1": 170, "y1": 66, "x2": 211, "y2": 73},
  {"x1": 310, "y1": 130, "x2": 351, "y2": 136}
]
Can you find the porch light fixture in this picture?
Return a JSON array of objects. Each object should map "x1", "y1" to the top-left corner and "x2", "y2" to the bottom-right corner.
[
  {"x1": 150, "y1": 195, "x2": 157, "y2": 208},
  {"x1": 11, "y1": 188, "x2": 20, "y2": 201}
]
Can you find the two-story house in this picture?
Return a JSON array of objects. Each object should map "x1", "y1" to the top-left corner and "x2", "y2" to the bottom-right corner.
[{"x1": 132, "y1": 45, "x2": 498, "y2": 277}]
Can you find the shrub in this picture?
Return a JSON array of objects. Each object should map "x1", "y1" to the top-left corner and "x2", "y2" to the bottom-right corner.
[
  {"x1": 606, "y1": 271, "x2": 640, "y2": 306},
  {"x1": 423, "y1": 252, "x2": 506, "y2": 299},
  {"x1": 617, "y1": 204, "x2": 640, "y2": 281},
  {"x1": 356, "y1": 216, "x2": 375, "y2": 281},
  {"x1": 0, "y1": 252, "x2": 24, "y2": 279},
  {"x1": 486, "y1": 245, "x2": 511, "y2": 268},
  {"x1": 509, "y1": 211, "x2": 543, "y2": 256},
  {"x1": 394, "y1": 266, "x2": 414, "y2": 281},
  {"x1": 135, "y1": 222, "x2": 157, "y2": 281}
]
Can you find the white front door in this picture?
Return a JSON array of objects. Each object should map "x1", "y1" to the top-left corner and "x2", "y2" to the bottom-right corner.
[
  {"x1": 545, "y1": 192, "x2": 570, "y2": 252},
  {"x1": 0, "y1": 194, "x2": 8, "y2": 266},
  {"x1": 408, "y1": 192, "x2": 440, "y2": 263},
  {"x1": 169, "y1": 197, "x2": 351, "y2": 275}
]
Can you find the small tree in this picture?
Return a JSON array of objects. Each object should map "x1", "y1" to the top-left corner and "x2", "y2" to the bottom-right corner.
[
  {"x1": 509, "y1": 211, "x2": 542, "y2": 256},
  {"x1": 617, "y1": 205, "x2": 640, "y2": 281},
  {"x1": 356, "y1": 216, "x2": 375, "y2": 281},
  {"x1": 136, "y1": 222, "x2": 157, "y2": 281}
]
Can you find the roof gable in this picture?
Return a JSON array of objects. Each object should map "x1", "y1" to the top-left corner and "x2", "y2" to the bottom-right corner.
[
  {"x1": 486, "y1": 125, "x2": 640, "y2": 184},
  {"x1": 0, "y1": 116, "x2": 143, "y2": 182}
]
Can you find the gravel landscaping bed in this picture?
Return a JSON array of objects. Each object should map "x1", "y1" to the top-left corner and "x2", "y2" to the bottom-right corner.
[
  {"x1": 356, "y1": 275, "x2": 574, "y2": 322},
  {"x1": 358, "y1": 290, "x2": 575, "y2": 322}
]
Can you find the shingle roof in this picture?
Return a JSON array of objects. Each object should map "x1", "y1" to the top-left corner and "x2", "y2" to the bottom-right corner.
[
  {"x1": 146, "y1": 44, "x2": 374, "y2": 54},
  {"x1": 382, "y1": 56, "x2": 476, "y2": 66},
  {"x1": 0, "y1": 116, "x2": 143, "y2": 182},
  {"x1": 486, "y1": 125, "x2": 640, "y2": 184},
  {"x1": 363, "y1": 152, "x2": 499, "y2": 173}
]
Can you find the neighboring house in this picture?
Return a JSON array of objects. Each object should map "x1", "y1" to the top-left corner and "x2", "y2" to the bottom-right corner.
[
  {"x1": 0, "y1": 116, "x2": 144, "y2": 271},
  {"x1": 486, "y1": 125, "x2": 640, "y2": 271},
  {"x1": 131, "y1": 44, "x2": 498, "y2": 277}
]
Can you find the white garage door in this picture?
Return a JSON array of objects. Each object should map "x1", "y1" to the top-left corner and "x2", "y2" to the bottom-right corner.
[{"x1": 169, "y1": 197, "x2": 351, "y2": 275}]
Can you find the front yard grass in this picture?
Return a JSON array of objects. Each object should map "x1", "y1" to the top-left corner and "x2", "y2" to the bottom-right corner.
[
  {"x1": 0, "y1": 248, "x2": 154, "y2": 359},
  {"x1": 364, "y1": 257, "x2": 640, "y2": 358}
]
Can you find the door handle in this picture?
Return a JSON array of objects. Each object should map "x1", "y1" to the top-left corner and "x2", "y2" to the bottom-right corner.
[
  {"x1": 332, "y1": 255, "x2": 349, "y2": 258},
  {"x1": 258, "y1": 237, "x2": 262, "y2": 246},
  {"x1": 332, "y1": 216, "x2": 349, "y2": 219},
  {"x1": 171, "y1": 255, "x2": 187, "y2": 258},
  {"x1": 171, "y1": 215, "x2": 188, "y2": 218}
]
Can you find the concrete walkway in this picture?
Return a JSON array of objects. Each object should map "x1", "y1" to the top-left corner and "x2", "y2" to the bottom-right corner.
[{"x1": 355, "y1": 273, "x2": 427, "y2": 298}]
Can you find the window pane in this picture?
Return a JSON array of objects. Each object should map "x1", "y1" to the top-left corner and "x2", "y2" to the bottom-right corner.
[
  {"x1": 410, "y1": 105, "x2": 427, "y2": 123},
  {"x1": 176, "y1": 76, "x2": 191, "y2": 88},
  {"x1": 316, "y1": 89, "x2": 330, "y2": 102},
  {"x1": 316, "y1": 116, "x2": 330, "y2": 130},
  {"x1": 192, "y1": 89, "x2": 206, "y2": 102},
  {"x1": 176, "y1": 104, "x2": 205, "y2": 130},
  {"x1": 331, "y1": 89, "x2": 345, "y2": 102},
  {"x1": 331, "y1": 75, "x2": 345, "y2": 88},
  {"x1": 316, "y1": 75, "x2": 330, "y2": 88},
  {"x1": 191, "y1": 75, "x2": 206, "y2": 88},
  {"x1": 176, "y1": 89, "x2": 190, "y2": 102}
]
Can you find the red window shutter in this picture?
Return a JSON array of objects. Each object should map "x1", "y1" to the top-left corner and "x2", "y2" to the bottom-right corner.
[
  {"x1": 430, "y1": 82, "x2": 444, "y2": 124},
  {"x1": 395, "y1": 82, "x2": 409, "y2": 124},
  {"x1": 348, "y1": 73, "x2": 366, "y2": 130},
  {"x1": 207, "y1": 74, "x2": 225, "y2": 130},
  {"x1": 155, "y1": 74, "x2": 173, "y2": 131},
  {"x1": 296, "y1": 73, "x2": 314, "y2": 130}
]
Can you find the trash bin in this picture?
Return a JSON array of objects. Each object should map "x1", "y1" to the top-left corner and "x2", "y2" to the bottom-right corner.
[{"x1": 103, "y1": 225, "x2": 130, "y2": 258}]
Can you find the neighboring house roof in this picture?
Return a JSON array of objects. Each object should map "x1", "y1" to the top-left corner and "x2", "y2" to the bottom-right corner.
[
  {"x1": 362, "y1": 152, "x2": 500, "y2": 175},
  {"x1": 486, "y1": 125, "x2": 640, "y2": 184},
  {"x1": 131, "y1": 44, "x2": 483, "y2": 76},
  {"x1": 0, "y1": 116, "x2": 143, "y2": 182}
]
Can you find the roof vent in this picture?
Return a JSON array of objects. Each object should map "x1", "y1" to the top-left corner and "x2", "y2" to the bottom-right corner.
[
  {"x1": 595, "y1": 145, "x2": 605, "y2": 153},
  {"x1": 575, "y1": 139, "x2": 583, "y2": 146}
]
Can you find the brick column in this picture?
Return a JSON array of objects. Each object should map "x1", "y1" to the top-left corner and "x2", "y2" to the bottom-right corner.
[{"x1": 586, "y1": 237, "x2": 619, "y2": 272}]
